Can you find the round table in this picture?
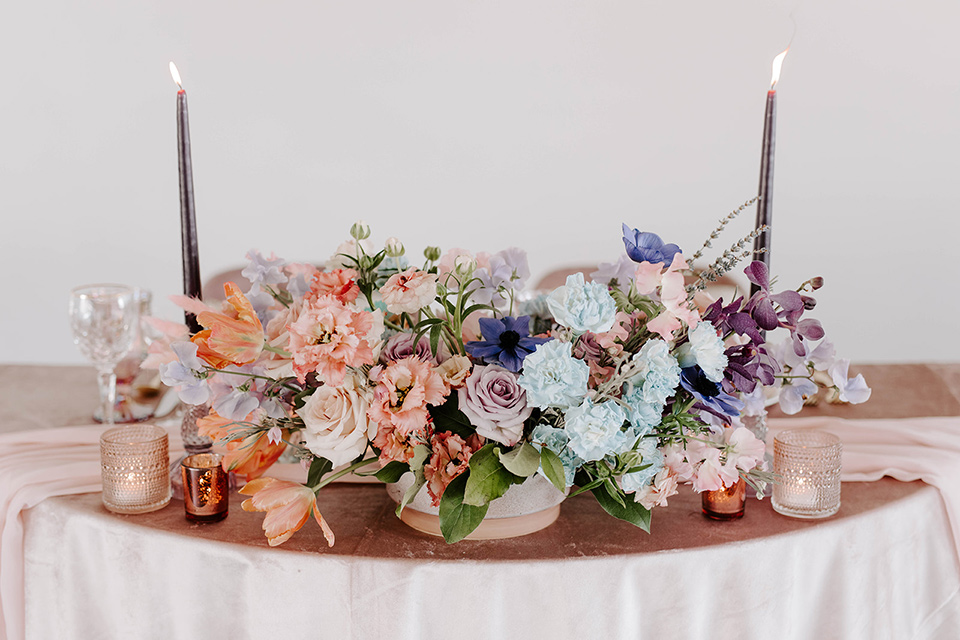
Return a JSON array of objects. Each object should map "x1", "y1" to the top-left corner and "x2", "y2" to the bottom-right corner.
[{"x1": 22, "y1": 478, "x2": 960, "y2": 639}]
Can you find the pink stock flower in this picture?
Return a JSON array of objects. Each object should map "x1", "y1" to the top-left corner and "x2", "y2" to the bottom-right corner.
[
  {"x1": 287, "y1": 295, "x2": 379, "y2": 385},
  {"x1": 424, "y1": 431, "x2": 484, "y2": 506},
  {"x1": 380, "y1": 268, "x2": 439, "y2": 314},
  {"x1": 368, "y1": 356, "x2": 447, "y2": 436},
  {"x1": 239, "y1": 478, "x2": 335, "y2": 547},
  {"x1": 307, "y1": 268, "x2": 360, "y2": 305}
]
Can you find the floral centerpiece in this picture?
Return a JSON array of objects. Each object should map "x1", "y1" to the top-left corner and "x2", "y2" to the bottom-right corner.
[{"x1": 154, "y1": 210, "x2": 869, "y2": 545}]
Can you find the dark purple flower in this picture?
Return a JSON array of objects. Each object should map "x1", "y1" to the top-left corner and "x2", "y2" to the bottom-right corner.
[
  {"x1": 679, "y1": 366, "x2": 744, "y2": 417},
  {"x1": 622, "y1": 224, "x2": 681, "y2": 267},
  {"x1": 465, "y1": 316, "x2": 551, "y2": 372}
]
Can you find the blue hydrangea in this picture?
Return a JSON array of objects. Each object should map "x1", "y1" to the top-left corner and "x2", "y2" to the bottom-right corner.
[
  {"x1": 620, "y1": 438, "x2": 664, "y2": 493},
  {"x1": 545, "y1": 273, "x2": 617, "y2": 334},
  {"x1": 518, "y1": 340, "x2": 590, "y2": 409},
  {"x1": 563, "y1": 399, "x2": 629, "y2": 462},
  {"x1": 634, "y1": 339, "x2": 681, "y2": 405},
  {"x1": 530, "y1": 423, "x2": 583, "y2": 487}
]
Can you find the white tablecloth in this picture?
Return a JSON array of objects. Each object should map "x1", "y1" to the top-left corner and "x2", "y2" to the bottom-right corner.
[{"x1": 20, "y1": 484, "x2": 960, "y2": 640}]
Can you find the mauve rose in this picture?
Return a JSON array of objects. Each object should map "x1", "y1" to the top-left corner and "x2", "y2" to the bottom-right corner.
[
  {"x1": 380, "y1": 332, "x2": 438, "y2": 364},
  {"x1": 458, "y1": 365, "x2": 532, "y2": 446},
  {"x1": 298, "y1": 373, "x2": 376, "y2": 467}
]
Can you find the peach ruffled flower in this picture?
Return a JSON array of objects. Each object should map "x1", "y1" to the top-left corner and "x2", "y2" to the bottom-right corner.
[
  {"x1": 379, "y1": 268, "x2": 439, "y2": 315},
  {"x1": 239, "y1": 478, "x2": 335, "y2": 547},
  {"x1": 372, "y1": 421, "x2": 425, "y2": 464},
  {"x1": 633, "y1": 468, "x2": 680, "y2": 510},
  {"x1": 191, "y1": 282, "x2": 265, "y2": 369},
  {"x1": 423, "y1": 431, "x2": 484, "y2": 506},
  {"x1": 307, "y1": 268, "x2": 360, "y2": 305},
  {"x1": 435, "y1": 354, "x2": 473, "y2": 391},
  {"x1": 287, "y1": 295, "x2": 380, "y2": 385},
  {"x1": 367, "y1": 356, "x2": 447, "y2": 437},
  {"x1": 197, "y1": 411, "x2": 287, "y2": 481}
]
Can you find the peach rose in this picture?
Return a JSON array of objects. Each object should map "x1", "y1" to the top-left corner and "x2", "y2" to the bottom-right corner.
[{"x1": 297, "y1": 373, "x2": 376, "y2": 467}]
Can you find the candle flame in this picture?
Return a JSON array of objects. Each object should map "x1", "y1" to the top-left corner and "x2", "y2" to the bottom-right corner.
[
  {"x1": 770, "y1": 49, "x2": 788, "y2": 89},
  {"x1": 169, "y1": 61, "x2": 183, "y2": 89}
]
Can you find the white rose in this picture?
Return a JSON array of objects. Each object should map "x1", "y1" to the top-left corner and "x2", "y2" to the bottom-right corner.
[{"x1": 298, "y1": 374, "x2": 376, "y2": 467}]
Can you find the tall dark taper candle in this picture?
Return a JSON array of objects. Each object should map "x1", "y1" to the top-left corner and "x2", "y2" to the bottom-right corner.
[
  {"x1": 170, "y1": 62, "x2": 203, "y2": 333},
  {"x1": 751, "y1": 49, "x2": 788, "y2": 298}
]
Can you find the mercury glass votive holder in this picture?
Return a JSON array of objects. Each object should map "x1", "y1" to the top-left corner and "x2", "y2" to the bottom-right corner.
[
  {"x1": 181, "y1": 453, "x2": 229, "y2": 523},
  {"x1": 772, "y1": 429, "x2": 842, "y2": 519},
  {"x1": 100, "y1": 424, "x2": 171, "y2": 514},
  {"x1": 702, "y1": 477, "x2": 747, "y2": 520}
]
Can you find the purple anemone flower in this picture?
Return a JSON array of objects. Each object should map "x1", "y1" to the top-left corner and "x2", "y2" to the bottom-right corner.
[
  {"x1": 622, "y1": 224, "x2": 681, "y2": 267},
  {"x1": 465, "y1": 316, "x2": 551, "y2": 372},
  {"x1": 679, "y1": 366, "x2": 744, "y2": 417}
]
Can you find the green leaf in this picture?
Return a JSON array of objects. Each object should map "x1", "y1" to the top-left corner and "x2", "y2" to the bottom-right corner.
[
  {"x1": 438, "y1": 472, "x2": 490, "y2": 543},
  {"x1": 306, "y1": 457, "x2": 333, "y2": 489},
  {"x1": 372, "y1": 461, "x2": 409, "y2": 483},
  {"x1": 429, "y1": 324, "x2": 442, "y2": 357},
  {"x1": 427, "y1": 396, "x2": 475, "y2": 439},
  {"x1": 539, "y1": 447, "x2": 567, "y2": 492},
  {"x1": 497, "y1": 443, "x2": 541, "y2": 478},
  {"x1": 396, "y1": 444, "x2": 431, "y2": 517},
  {"x1": 463, "y1": 444, "x2": 522, "y2": 506},
  {"x1": 603, "y1": 478, "x2": 626, "y2": 508},
  {"x1": 567, "y1": 477, "x2": 604, "y2": 498},
  {"x1": 590, "y1": 484, "x2": 652, "y2": 533}
]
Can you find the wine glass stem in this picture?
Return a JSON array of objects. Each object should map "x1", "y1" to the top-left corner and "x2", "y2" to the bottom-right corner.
[{"x1": 97, "y1": 368, "x2": 118, "y2": 425}]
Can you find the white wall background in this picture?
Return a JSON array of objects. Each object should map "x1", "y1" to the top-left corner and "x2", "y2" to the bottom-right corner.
[{"x1": 2, "y1": 0, "x2": 957, "y2": 365}]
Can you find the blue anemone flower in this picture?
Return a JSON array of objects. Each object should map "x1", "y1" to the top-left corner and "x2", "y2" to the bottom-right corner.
[
  {"x1": 622, "y1": 224, "x2": 681, "y2": 267},
  {"x1": 465, "y1": 316, "x2": 551, "y2": 372},
  {"x1": 679, "y1": 366, "x2": 744, "y2": 417}
]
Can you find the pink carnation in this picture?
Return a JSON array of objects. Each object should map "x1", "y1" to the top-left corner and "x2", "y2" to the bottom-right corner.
[
  {"x1": 307, "y1": 268, "x2": 360, "y2": 305},
  {"x1": 379, "y1": 268, "x2": 438, "y2": 314},
  {"x1": 287, "y1": 295, "x2": 378, "y2": 385},
  {"x1": 367, "y1": 356, "x2": 447, "y2": 437},
  {"x1": 424, "y1": 431, "x2": 483, "y2": 506},
  {"x1": 373, "y1": 421, "x2": 425, "y2": 465}
]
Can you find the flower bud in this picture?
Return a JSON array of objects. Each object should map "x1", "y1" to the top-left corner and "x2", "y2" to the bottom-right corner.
[
  {"x1": 350, "y1": 220, "x2": 371, "y2": 241},
  {"x1": 384, "y1": 237, "x2": 405, "y2": 258},
  {"x1": 454, "y1": 255, "x2": 476, "y2": 276},
  {"x1": 810, "y1": 276, "x2": 824, "y2": 290},
  {"x1": 423, "y1": 246, "x2": 442, "y2": 262}
]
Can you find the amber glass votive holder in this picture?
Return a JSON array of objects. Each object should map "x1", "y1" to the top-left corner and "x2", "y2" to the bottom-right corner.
[
  {"x1": 181, "y1": 453, "x2": 228, "y2": 522},
  {"x1": 701, "y1": 477, "x2": 747, "y2": 520},
  {"x1": 100, "y1": 424, "x2": 171, "y2": 514},
  {"x1": 772, "y1": 429, "x2": 842, "y2": 519}
]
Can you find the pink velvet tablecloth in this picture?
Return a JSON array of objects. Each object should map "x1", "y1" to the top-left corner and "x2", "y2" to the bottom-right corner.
[{"x1": 2, "y1": 364, "x2": 960, "y2": 640}]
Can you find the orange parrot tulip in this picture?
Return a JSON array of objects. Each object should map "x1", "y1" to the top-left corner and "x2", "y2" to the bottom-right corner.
[
  {"x1": 240, "y1": 478, "x2": 335, "y2": 547},
  {"x1": 191, "y1": 282, "x2": 264, "y2": 368}
]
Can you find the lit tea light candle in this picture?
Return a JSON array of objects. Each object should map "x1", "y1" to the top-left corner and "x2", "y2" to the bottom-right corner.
[{"x1": 181, "y1": 453, "x2": 229, "y2": 522}]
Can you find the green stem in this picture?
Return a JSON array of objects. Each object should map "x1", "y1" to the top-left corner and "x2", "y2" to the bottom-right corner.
[{"x1": 312, "y1": 456, "x2": 380, "y2": 491}]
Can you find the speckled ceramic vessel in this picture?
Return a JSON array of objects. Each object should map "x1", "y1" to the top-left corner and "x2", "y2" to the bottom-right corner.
[{"x1": 386, "y1": 473, "x2": 567, "y2": 540}]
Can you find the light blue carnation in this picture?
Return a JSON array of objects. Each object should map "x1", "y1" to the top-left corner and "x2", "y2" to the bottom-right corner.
[
  {"x1": 518, "y1": 340, "x2": 590, "y2": 409},
  {"x1": 530, "y1": 423, "x2": 583, "y2": 487},
  {"x1": 620, "y1": 438, "x2": 664, "y2": 493},
  {"x1": 564, "y1": 399, "x2": 629, "y2": 462},
  {"x1": 621, "y1": 383, "x2": 664, "y2": 437},
  {"x1": 634, "y1": 339, "x2": 681, "y2": 405},
  {"x1": 675, "y1": 320, "x2": 728, "y2": 383},
  {"x1": 545, "y1": 273, "x2": 617, "y2": 334}
]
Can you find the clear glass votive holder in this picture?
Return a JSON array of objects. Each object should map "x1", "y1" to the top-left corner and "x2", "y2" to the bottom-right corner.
[
  {"x1": 181, "y1": 453, "x2": 229, "y2": 523},
  {"x1": 772, "y1": 429, "x2": 842, "y2": 519},
  {"x1": 100, "y1": 424, "x2": 171, "y2": 514}
]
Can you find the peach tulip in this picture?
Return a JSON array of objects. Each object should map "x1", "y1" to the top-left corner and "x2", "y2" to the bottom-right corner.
[
  {"x1": 192, "y1": 282, "x2": 264, "y2": 368},
  {"x1": 240, "y1": 478, "x2": 335, "y2": 547}
]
